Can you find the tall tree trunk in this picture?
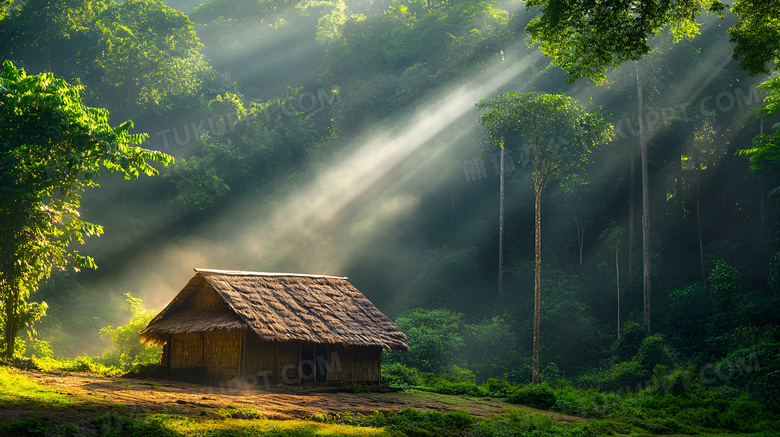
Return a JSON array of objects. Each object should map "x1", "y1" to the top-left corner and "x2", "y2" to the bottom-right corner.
[
  {"x1": 498, "y1": 147, "x2": 505, "y2": 296},
  {"x1": 697, "y1": 158, "x2": 706, "y2": 288},
  {"x1": 616, "y1": 244, "x2": 621, "y2": 339},
  {"x1": 636, "y1": 60, "x2": 651, "y2": 333},
  {"x1": 532, "y1": 184, "x2": 542, "y2": 386},
  {"x1": 628, "y1": 151, "x2": 635, "y2": 298},
  {"x1": 3, "y1": 287, "x2": 18, "y2": 359}
]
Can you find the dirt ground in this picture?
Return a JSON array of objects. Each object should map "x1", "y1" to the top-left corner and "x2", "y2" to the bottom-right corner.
[{"x1": 4, "y1": 371, "x2": 584, "y2": 425}]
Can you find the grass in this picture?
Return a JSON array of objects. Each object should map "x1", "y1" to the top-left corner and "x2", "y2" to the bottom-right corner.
[
  {"x1": 2, "y1": 363, "x2": 778, "y2": 437},
  {"x1": 32, "y1": 355, "x2": 125, "y2": 376},
  {"x1": 0, "y1": 366, "x2": 71, "y2": 408}
]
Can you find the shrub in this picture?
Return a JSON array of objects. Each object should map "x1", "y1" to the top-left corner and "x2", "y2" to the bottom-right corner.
[
  {"x1": 506, "y1": 382, "x2": 557, "y2": 410},
  {"x1": 99, "y1": 293, "x2": 161, "y2": 370},
  {"x1": 386, "y1": 308, "x2": 465, "y2": 374},
  {"x1": 636, "y1": 334, "x2": 676, "y2": 373},
  {"x1": 382, "y1": 362, "x2": 423, "y2": 387}
]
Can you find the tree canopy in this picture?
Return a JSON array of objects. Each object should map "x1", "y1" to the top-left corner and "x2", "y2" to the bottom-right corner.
[
  {"x1": 0, "y1": 61, "x2": 173, "y2": 358},
  {"x1": 524, "y1": 0, "x2": 729, "y2": 83}
]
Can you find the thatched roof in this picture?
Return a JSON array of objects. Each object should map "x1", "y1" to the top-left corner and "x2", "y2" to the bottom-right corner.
[{"x1": 140, "y1": 268, "x2": 408, "y2": 351}]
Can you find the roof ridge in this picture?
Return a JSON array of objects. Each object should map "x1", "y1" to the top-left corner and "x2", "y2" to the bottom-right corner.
[{"x1": 194, "y1": 268, "x2": 347, "y2": 280}]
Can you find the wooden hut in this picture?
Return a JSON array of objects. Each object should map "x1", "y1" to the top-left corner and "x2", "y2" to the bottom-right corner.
[{"x1": 140, "y1": 268, "x2": 408, "y2": 385}]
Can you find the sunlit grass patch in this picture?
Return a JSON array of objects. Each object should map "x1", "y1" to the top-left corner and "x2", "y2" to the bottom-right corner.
[
  {"x1": 0, "y1": 365, "x2": 71, "y2": 407},
  {"x1": 213, "y1": 404, "x2": 264, "y2": 419},
  {"x1": 146, "y1": 414, "x2": 395, "y2": 436},
  {"x1": 33, "y1": 356, "x2": 124, "y2": 376}
]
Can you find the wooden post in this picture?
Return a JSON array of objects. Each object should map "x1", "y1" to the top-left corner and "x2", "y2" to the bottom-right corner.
[{"x1": 165, "y1": 334, "x2": 172, "y2": 369}]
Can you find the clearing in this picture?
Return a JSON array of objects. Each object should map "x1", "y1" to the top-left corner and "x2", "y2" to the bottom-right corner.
[{"x1": 2, "y1": 370, "x2": 583, "y2": 425}]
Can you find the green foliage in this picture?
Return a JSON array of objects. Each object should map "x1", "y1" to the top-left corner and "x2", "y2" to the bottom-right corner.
[
  {"x1": 611, "y1": 320, "x2": 647, "y2": 363},
  {"x1": 386, "y1": 308, "x2": 465, "y2": 374},
  {"x1": 506, "y1": 382, "x2": 557, "y2": 410},
  {"x1": 0, "y1": 61, "x2": 172, "y2": 359},
  {"x1": 33, "y1": 355, "x2": 124, "y2": 376},
  {"x1": 525, "y1": 0, "x2": 727, "y2": 83},
  {"x1": 379, "y1": 408, "x2": 476, "y2": 435},
  {"x1": 0, "y1": 0, "x2": 215, "y2": 118},
  {"x1": 164, "y1": 87, "x2": 324, "y2": 212},
  {"x1": 477, "y1": 92, "x2": 612, "y2": 169},
  {"x1": 729, "y1": 0, "x2": 780, "y2": 75},
  {"x1": 579, "y1": 328, "x2": 677, "y2": 392},
  {"x1": 667, "y1": 283, "x2": 710, "y2": 348},
  {"x1": 461, "y1": 316, "x2": 520, "y2": 381},
  {"x1": 739, "y1": 76, "x2": 780, "y2": 190},
  {"x1": 0, "y1": 365, "x2": 72, "y2": 406},
  {"x1": 382, "y1": 362, "x2": 424, "y2": 387},
  {"x1": 319, "y1": 0, "x2": 515, "y2": 132},
  {"x1": 99, "y1": 293, "x2": 161, "y2": 370},
  {"x1": 708, "y1": 260, "x2": 742, "y2": 332},
  {"x1": 636, "y1": 334, "x2": 677, "y2": 373}
]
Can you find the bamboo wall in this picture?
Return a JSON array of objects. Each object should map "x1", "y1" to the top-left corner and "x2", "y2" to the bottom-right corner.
[
  {"x1": 240, "y1": 337, "x2": 381, "y2": 384},
  {"x1": 169, "y1": 331, "x2": 241, "y2": 376},
  {"x1": 165, "y1": 283, "x2": 383, "y2": 384},
  {"x1": 169, "y1": 331, "x2": 382, "y2": 383},
  {"x1": 329, "y1": 344, "x2": 382, "y2": 383}
]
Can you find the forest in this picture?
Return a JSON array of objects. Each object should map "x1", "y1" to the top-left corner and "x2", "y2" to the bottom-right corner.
[{"x1": 1, "y1": 0, "x2": 780, "y2": 435}]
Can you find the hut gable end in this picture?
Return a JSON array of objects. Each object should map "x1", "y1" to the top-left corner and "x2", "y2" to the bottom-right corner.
[{"x1": 192, "y1": 282, "x2": 229, "y2": 311}]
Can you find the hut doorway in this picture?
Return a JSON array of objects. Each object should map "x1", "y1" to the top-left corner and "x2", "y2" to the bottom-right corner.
[
  {"x1": 300, "y1": 343, "x2": 316, "y2": 383},
  {"x1": 300, "y1": 343, "x2": 328, "y2": 383}
]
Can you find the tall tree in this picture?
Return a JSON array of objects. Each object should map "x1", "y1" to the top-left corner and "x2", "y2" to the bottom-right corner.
[
  {"x1": 477, "y1": 91, "x2": 611, "y2": 385},
  {"x1": 0, "y1": 61, "x2": 173, "y2": 358},
  {"x1": 498, "y1": 146, "x2": 505, "y2": 295},
  {"x1": 524, "y1": 1, "x2": 738, "y2": 332},
  {"x1": 600, "y1": 221, "x2": 624, "y2": 339},
  {"x1": 635, "y1": 60, "x2": 651, "y2": 333}
]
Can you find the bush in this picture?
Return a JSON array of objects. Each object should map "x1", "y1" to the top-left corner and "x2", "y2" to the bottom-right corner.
[
  {"x1": 611, "y1": 321, "x2": 647, "y2": 362},
  {"x1": 506, "y1": 382, "x2": 557, "y2": 410},
  {"x1": 382, "y1": 362, "x2": 423, "y2": 387},
  {"x1": 386, "y1": 308, "x2": 465, "y2": 374},
  {"x1": 579, "y1": 360, "x2": 647, "y2": 392},
  {"x1": 99, "y1": 293, "x2": 161, "y2": 371},
  {"x1": 636, "y1": 334, "x2": 676, "y2": 373},
  {"x1": 483, "y1": 378, "x2": 514, "y2": 398}
]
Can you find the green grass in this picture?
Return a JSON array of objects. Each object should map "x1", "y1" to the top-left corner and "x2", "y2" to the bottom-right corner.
[
  {"x1": 0, "y1": 366, "x2": 71, "y2": 408},
  {"x1": 32, "y1": 355, "x2": 125, "y2": 376},
  {"x1": 0, "y1": 413, "x2": 397, "y2": 437},
  {"x1": 2, "y1": 362, "x2": 778, "y2": 437}
]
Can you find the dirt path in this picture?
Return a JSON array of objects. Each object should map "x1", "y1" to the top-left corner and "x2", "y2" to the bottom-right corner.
[{"x1": 11, "y1": 371, "x2": 584, "y2": 424}]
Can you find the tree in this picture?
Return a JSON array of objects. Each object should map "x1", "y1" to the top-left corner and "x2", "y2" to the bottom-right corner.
[
  {"x1": 525, "y1": 1, "x2": 737, "y2": 333},
  {"x1": 635, "y1": 60, "x2": 651, "y2": 333},
  {"x1": 600, "y1": 220, "x2": 625, "y2": 339},
  {"x1": 560, "y1": 178, "x2": 600, "y2": 265},
  {"x1": 739, "y1": 75, "x2": 780, "y2": 187},
  {"x1": 728, "y1": 0, "x2": 780, "y2": 75},
  {"x1": 0, "y1": 0, "x2": 212, "y2": 119},
  {"x1": 477, "y1": 91, "x2": 611, "y2": 385},
  {"x1": 387, "y1": 308, "x2": 465, "y2": 374},
  {"x1": 524, "y1": 0, "x2": 727, "y2": 84},
  {"x1": 0, "y1": 61, "x2": 173, "y2": 358},
  {"x1": 99, "y1": 293, "x2": 161, "y2": 369}
]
